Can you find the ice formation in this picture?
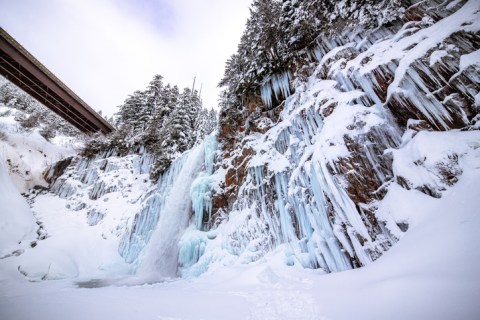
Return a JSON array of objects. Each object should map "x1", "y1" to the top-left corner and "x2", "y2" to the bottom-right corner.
[
  {"x1": 260, "y1": 71, "x2": 292, "y2": 107},
  {"x1": 190, "y1": 134, "x2": 218, "y2": 230},
  {"x1": 188, "y1": 0, "x2": 480, "y2": 276}
]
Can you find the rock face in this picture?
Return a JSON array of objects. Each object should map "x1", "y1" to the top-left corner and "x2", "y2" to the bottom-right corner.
[
  {"x1": 211, "y1": 0, "x2": 480, "y2": 271},
  {"x1": 43, "y1": 157, "x2": 73, "y2": 185}
]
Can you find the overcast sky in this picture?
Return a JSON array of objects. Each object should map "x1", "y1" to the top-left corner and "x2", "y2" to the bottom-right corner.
[{"x1": 0, "y1": 0, "x2": 252, "y2": 116}]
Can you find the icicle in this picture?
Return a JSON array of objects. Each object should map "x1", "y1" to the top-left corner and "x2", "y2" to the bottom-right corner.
[
  {"x1": 178, "y1": 228, "x2": 207, "y2": 271},
  {"x1": 189, "y1": 133, "x2": 218, "y2": 230},
  {"x1": 190, "y1": 174, "x2": 213, "y2": 230},
  {"x1": 260, "y1": 71, "x2": 292, "y2": 107},
  {"x1": 314, "y1": 161, "x2": 372, "y2": 243},
  {"x1": 273, "y1": 172, "x2": 296, "y2": 243},
  {"x1": 261, "y1": 84, "x2": 273, "y2": 107},
  {"x1": 204, "y1": 134, "x2": 217, "y2": 175},
  {"x1": 309, "y1": 165, "x2": 352, "y2": 272}
]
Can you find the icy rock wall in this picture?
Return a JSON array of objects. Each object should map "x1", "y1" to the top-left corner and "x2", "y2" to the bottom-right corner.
[
  {"x1": 45, "y1": 146, "x2": 154, "y2": 227},
  {"x1": 190, "y1": 134, "x2": 218, "y2": 230},
  {"x1": 213, "y1": 83, "x2": 401, "y2": 271},
  {"x1": 207, "y1": 0, "x2": 480, "y2": 274}
]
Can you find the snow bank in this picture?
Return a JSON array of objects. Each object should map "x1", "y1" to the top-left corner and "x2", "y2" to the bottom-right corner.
[
  {"x1": 309, "y1": 130, "x2": 480, "y2": 320},
  {"x1": 0, "y1": 163, "x2": 36, "y2": 257},
  {"x1": 0, "y1": 106, "x2": 77, "y2": 193},
  {"x1": 12, "y1": 193, "x2": 130, "y2": 281}
]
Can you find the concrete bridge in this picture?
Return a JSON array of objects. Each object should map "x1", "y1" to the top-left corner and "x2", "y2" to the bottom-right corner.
[{"x1": 0, "y1": 27, "x2": 114, "y2": 134}]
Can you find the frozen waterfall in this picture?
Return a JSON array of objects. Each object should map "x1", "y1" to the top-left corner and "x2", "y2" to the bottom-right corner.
[{"x1": 135, "y1": 140, "x2": 208, "y2": 281}]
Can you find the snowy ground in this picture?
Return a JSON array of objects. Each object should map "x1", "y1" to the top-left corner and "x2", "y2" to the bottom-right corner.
[
  {"x1": 1, "y1": 129, "x2": 479, "y2": 320},
  {"x1": 0, "y1": 105, "x2": 78, "y2": 193}
]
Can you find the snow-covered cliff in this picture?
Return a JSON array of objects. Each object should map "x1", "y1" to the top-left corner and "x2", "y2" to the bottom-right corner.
[{"x1": 201, "y1": 0, "x2": 480, "y2": 274}]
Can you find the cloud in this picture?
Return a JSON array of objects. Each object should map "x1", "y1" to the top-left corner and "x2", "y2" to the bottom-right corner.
[{"x1": 0, "y1": 0, "x2": 251, "y2": 116}]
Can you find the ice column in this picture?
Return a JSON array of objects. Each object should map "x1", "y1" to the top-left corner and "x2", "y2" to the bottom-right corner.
[
  {"x1": 137, "y1": 142, "x2": 206, "y2": 280},
  {"x1": 190, "y1": 134, "x2": 217, "y2": 230}
]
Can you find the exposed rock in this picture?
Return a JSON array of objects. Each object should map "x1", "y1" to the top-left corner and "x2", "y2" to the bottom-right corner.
[{"x1": 43, "y1": 157, "x2": 73, "y2": 184}]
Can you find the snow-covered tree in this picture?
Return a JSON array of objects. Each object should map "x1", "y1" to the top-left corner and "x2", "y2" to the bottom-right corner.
[
  {"x1": 219, "y1": 0, "x2": 407, "y2": 120},
  {"x1": 0, "y1": 76, "x2": 81, "y2": 138},
  {"x1": 116, "y1": 90, "x2": 149, "y2": 135},
  {"x1": 194, "y1": 108, "x2": 218, "y2": 144},
  {"x1": 146, "y1": 74, "x2": 164, "y2": 113},
  {"x1": 101, "y1": 74, "x2": 212, "y2": 180}
]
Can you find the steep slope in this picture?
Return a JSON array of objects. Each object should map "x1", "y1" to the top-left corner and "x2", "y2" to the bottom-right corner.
[
  {"x1": 0, "y1": 102, "x2": 79, "y2": 263},
  {"x1": 199, "y1": 0, "x2": 480, "y2": 273},
  {"x1": 0, "y1": 105, "x2": 78, "y2": 193},
  {"x1": 0, "y1": 163, "x2": 36, "y2": 258}
]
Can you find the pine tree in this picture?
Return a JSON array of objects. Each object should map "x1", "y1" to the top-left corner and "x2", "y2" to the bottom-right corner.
[
  {"x1": 117, "y1": 90, "x2": 148, "y2": 136},
  {"x1": 146, "y1": 74, "x2": 164, "y2": 117},
  {"x1": 219, "y1": 0, "x2": 287, "y2": 101},
  {"x1": 162, "y1": 85, "x2": 180, "y2": 126},
  {"x1": 170, "y1": 88, "x2": 196, "y2": 152},
  {"x1": 194, "y1": 108, "x2": 208, "y2": 144},
  {"x1": 207, "y1": 109, "x2": 218, "y2": 133},
  {"x1": 226, "y1": 0, "x2": 399, "y2": 116},
  {"x1": 193, "y1": 108, "x2": 218, "y2": 144},
  {"x1": 144, "y1": 84, "x2": 180, "y2": 146}
]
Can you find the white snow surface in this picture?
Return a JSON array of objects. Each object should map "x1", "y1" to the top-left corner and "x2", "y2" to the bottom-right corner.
[
  {"x1": 1, "y1": 129, "x2": 479, "y2": 319},
  {"x1": 0, "y1": 105, "x2": 78, "y2": 193},
  {"x1": 0, "y1": 163, "x2": 37, "y2": 258}
]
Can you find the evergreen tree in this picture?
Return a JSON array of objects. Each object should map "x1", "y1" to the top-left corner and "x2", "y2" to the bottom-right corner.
[
  {"x1": 207, "y1": 109, "x2": 218, "y2": 133},
  {"x1": 79, "y1": 73, "x2": 212, "y2": 180},
  {"x1": 194, "y1": 108, "x2": 218, "y2": 144},
  {"x1": 219, "y1": 0, "x2": 407, "y2": 121},
  {"x1": 194, "y1": 108, "x2": 208, "y2": 144},
  {"x1": 117, "y1": 90, "x2": 148, "y2": 134},
  {"x1": 159, "y1": 84, "x2": 180, "y2": 127},
  {"x1": 145, "y1": 84, "x2": 181, "y2": 147},
  {"x1": 146, "y1": 74, "x2": 164, "y2": 113},
  {"x1": 168, "y1": 88, "x2": 196, "y2": 152},
  {"x1": 0, "y1": 77, "x2": 81, "y2": 137}
]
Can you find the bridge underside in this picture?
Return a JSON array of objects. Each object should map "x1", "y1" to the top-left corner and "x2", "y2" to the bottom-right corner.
[{"x1": 0, "y1": 28, "x2": 114, "y2": 134}]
